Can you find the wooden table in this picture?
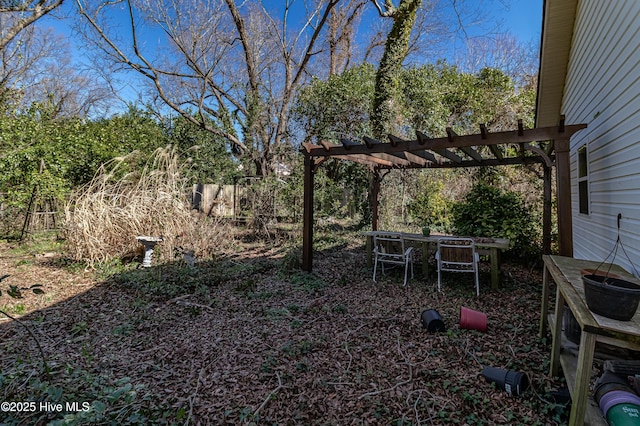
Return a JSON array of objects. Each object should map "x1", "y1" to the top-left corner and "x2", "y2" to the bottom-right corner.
[
  {"x1": 540, "y1": 255, "x2": 640, "y2": 426},
  {"x1": 364, "y1": 231, "x2": 509, "y2": 288}
]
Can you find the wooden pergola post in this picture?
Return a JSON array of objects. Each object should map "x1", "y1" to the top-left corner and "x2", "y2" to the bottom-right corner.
[
  {"x1": 371, "y1": 169, "x2": 381, "y2": 231},
  {"x1": 543, "y1": 164, "x2": 552, "y2": 254},
  {"x1": 555, "y1": 138, "x2": 573, "y2": 257},
  {"x1": 302, "y1": 156, "x2": 315, "y2": 271}
]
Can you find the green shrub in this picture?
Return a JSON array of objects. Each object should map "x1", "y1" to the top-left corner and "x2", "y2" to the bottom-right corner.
[
  {"x1": 452, "y1": 182, "x2": 540, "y2": 258},
  {"x1": 407, "y1": 178, "x2": 453, "y2": 232}
]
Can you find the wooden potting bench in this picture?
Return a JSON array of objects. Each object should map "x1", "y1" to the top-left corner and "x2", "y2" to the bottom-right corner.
[{"x1": 539, "y1": 255, "x2": 640, "y2": 426}]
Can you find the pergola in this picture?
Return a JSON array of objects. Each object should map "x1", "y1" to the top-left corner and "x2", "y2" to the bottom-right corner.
[{"x1": 300, "y1": 117, "x2": 587, "y2": 272}]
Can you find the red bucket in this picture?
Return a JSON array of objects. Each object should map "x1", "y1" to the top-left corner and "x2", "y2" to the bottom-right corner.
[{"x1": 460, "y1": 306, "x2": 487, "y2": 332}]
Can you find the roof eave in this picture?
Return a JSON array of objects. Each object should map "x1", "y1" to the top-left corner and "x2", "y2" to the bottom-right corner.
[{"x1": 535, "y1": 0, "x2": 579, "y2": 128}]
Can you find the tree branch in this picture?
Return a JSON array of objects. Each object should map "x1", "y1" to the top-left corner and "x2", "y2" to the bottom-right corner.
[{"x1": 0, "y1": 0, "x2": 64, "y2": 51}]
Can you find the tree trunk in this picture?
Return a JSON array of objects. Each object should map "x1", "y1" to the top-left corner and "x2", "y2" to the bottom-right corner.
[{"x1": 371, "y1": 0, "x2": 422, "y2": 139}]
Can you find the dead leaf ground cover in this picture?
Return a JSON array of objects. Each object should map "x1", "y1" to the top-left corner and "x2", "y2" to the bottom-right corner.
[{"x1": 0, "y1": 226, "x2": 569, "y2": 425}]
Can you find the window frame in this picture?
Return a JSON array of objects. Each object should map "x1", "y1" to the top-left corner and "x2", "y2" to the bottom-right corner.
[{"x1": 577, "y1": 144, "x2": 589, "y2": 215}]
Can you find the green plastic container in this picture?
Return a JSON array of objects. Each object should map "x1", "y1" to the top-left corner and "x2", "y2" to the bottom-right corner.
[{"x1": 607, "y1": 403, "x2": 640, "y2": 425}]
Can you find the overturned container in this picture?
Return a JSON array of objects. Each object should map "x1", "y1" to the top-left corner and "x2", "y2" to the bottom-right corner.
[
  {"x1": 460, "y1": 306, "x2": 487, "y2": 332},
  {"x1": 421, "y1": 309, "x2": 446, "y2": 332},
  {"x1": 481, "y1": 366, "x2": 529, "y2": 397}
]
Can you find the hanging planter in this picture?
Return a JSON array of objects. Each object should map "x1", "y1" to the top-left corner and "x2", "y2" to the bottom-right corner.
[
  {"x1": 583, "y1": 274, "x2": 640, "y2": 321},
  {"x1": 582, "y1": 214, "x2": 640, "y2": 321}
]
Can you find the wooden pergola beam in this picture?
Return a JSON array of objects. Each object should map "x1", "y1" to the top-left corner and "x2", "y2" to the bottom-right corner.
[
  {"x1": 459, "y1": 146, "x2": 484, "y2": 163},
  {"x1": 406, "y1": 149, "x2": 439, "y2": 164},
  {"x1": 555, "y1": 137, "x2": 573, "y2": 256},
  {"x1": 372, "y1": 152, "x2": 412, "y2": 167},
  {"x1": 370, "y1": 155, "x2": 551, "y2": 170},
  {"x1": 489, "y1": 144, "x2": 504, "y2": 161},
  {"x1": 303, "y1": 124, "x2": 586, "y2": 158},
  {"x1": 433, "y1": 148, "x2": 463, "y2": 163},
  {"x1": 333, "y1": 153, "x2": 395, "y2": 167},
  {"x1": 403, "y1": 151, "x2": 430, "y2": 166}
]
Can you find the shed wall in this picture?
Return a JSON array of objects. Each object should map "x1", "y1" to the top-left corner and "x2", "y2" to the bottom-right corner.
[
  {"x1": 563, "y1": 0, "x2": 640, "y2": 274},
  {"x1": 192, "y1": 184, "x2": 236, "y2": 217}
]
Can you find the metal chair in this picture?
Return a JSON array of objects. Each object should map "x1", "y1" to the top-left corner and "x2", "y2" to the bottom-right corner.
[
  {"x1": 373, "y1": 232, "x2": 414, "y2": 286},
  {"x1": 436, "y1": 237, "x2": 480, "y2": 296}
]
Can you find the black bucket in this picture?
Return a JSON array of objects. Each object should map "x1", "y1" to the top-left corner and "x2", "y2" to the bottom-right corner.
[
  {"x1": 563, "y1": 307, "x2": 581, "y2": 344},
  {"x1": 421, "y1": 309, "x2": 446, "y2": 332},
  {"x1": 594, "y1": 370, "x2": 634, "y2": 404},
  {"x1": 481, "y1": 366, "x2": 529, "y2": 396},
  {"x1": 583, "y1": 274, "x2": 640, "y2": 321}
]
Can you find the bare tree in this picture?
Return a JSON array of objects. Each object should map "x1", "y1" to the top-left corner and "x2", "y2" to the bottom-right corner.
[
  {"x1": 0, "y1": 17, "x2": 45, "y2": 107},
  {"x1": 403, "y1": 1, "x2": 451, "y2": 64},
  {"x1": 0, "y1": 0, "x2": 64, "y2": 51},
  {"x1": 0, "y1": 20, "x2": 114, "y2": 117},
  {"x1": 325, "y1": 0, "x2": 367, "y2": 76},
  {"x1": 460, "y1": 32, "x2": 539, "y2": 84},
  {"x1": 74, "y1": 0, "x2": 341, "y2": 176},
  {"x1": 32, "y1": 57, "x2": 115, "y2": 117}
]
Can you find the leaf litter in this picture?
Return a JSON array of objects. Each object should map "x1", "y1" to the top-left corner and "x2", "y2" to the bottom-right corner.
[{"x1": 0, "y1": 234, "x2": 570, "y2": 425}]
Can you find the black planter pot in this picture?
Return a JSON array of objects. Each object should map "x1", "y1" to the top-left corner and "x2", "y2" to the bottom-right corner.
[
  {"x1": 421, "y1": 309, "x2": 446, "y2": 332},
  {"x1": 594, "y1": 370, "x2": 634, "y2": 404},
  {"x1": 563, "y1": 308, "x2": 581, "y2": 344},
  {"x1": 582, "y1": 274, "x2": 640, "y2": 321},
  {"x1": 481, "y1": 366, "x2": 529, "y2": 396}
]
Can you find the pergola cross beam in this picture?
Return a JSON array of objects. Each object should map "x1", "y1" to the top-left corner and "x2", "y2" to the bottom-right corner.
[{"x1": 304, "y1": 124, "x2": 583, "y2": 156}]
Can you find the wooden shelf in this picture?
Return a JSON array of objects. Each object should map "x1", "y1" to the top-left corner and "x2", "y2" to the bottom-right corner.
[
  {"x1": 548, "y1": 314, "x2": 608, "y2": 426},
  {"x1": 559, "y1": 352, "x2": 607, "y2": 426}
]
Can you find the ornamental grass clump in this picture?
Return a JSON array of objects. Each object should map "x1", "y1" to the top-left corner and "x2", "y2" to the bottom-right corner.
[{"x1": 64, "y1": 145, "x2": 195, "y2": 267}]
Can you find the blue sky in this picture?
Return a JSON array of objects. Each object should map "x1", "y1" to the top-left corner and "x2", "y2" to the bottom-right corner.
[
  {"x1": 38, "y1": 0, "x2": 543, "y2": 109},
  {"x1": 42, "y1": 0, "x2": 544, "y2": 57},
  {"x1": 498, "y1": 0, "x2": 543, "y2": 42}
]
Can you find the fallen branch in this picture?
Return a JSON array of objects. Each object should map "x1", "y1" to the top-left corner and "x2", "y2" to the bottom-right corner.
[
  {"x1": 463, "y1": 338, "x2": 484, "y2": 368},
  {"x1": 166, "y1": 293, "x2": 192, "y2": 304},
  {"x1": 166, "y1": 293, "x2": 216, "y2": 312},
  {"x1": 343, "y1": 324, "x2": 366, "y2": 372},
  {"x1": 0, "y1": 309, "x2": 49, "y2": 377},
  {"x1": 186, "y1": 367, "x2": 205, "y2": 424},
  {"x1": 358, "y1": 375, "x2": 413, "y2": 400},
  {"x1": 254, "y1": 372, "x2": 283, "y2": 417},
  {"x1": 358, "y1": 334, "x2": 414, "y2": 399}
]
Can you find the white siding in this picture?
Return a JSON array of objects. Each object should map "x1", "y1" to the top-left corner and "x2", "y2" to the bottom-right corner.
[{"x1": 562, "y1": 0, "x2": 640, "y2": 275}]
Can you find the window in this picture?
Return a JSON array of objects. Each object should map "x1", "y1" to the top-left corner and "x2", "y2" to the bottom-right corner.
[{"x1": 578, "y1": 145, "x2": 589, "y2": 214}]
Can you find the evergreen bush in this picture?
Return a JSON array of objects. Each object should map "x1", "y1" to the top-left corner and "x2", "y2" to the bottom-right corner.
[{"x1": 452, "y1": 182, "x2": 541, "y2": 259}]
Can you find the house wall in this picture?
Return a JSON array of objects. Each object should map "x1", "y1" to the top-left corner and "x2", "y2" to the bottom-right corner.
[{"x1": 562, "y1": 0, "x2": 640, "y2": 275}]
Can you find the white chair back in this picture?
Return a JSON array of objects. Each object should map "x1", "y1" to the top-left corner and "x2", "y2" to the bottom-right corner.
[
  {"x1": 372, "y1": 232, "x2": 414, "y2": 286},
  {"x1": 436, "y1": 237, "x2": 480, "y2": 296}
]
